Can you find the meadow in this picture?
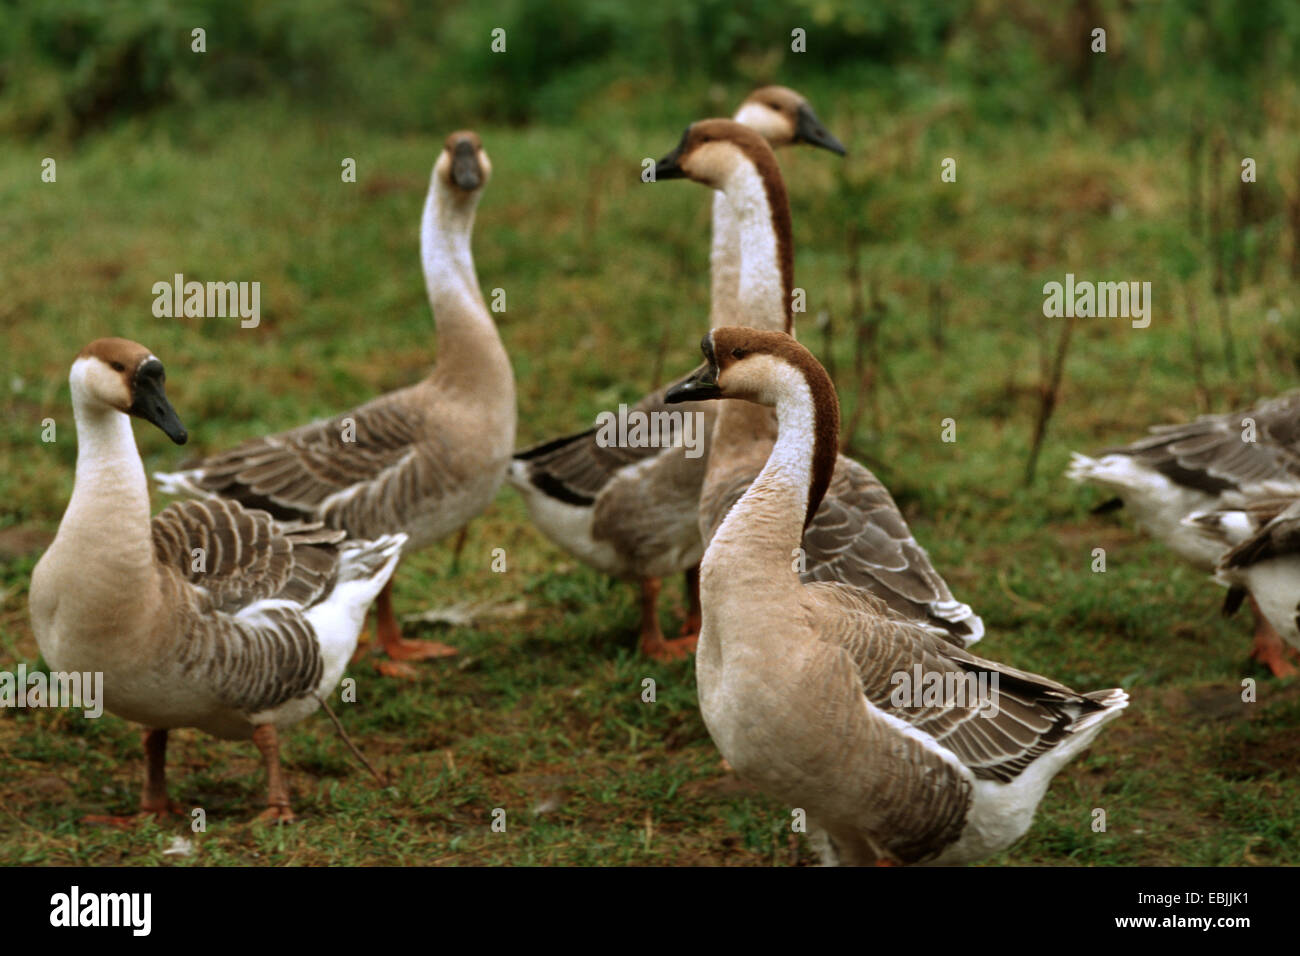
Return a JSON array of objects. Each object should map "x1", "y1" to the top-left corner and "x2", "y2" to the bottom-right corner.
[{"x1": 2, "y1": 2, "x2": 1299, "y2": 865}]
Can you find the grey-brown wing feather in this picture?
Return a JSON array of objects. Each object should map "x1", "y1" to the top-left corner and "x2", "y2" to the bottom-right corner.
[
  {"x1": 1222, "y1": 498, "x2": 1300, "y2": 569},
  {"x1": 153, "y1": 498, "x2": 338, "y2": 713},
  {"x1": 1106, "y1": 393, "x2": 1300, "y2": 494},
  {"x1": 705, "y1": 454, "x2": 981, "y2": 644},
  {"x1": 513, "y1": 386, "x2": 709, "y2": 505},
  {"x1": 152, "y1": 498, "x2": 343, "y2": 611},
  {"x1": 806, "y1": 582, "x2": 1114, "y2": 784},
  {"x1": 185, "y1": 388, "x2": 425, "y2": 524},
  {"x1": 789, "y1": 643, "x2": 973, "y2": 863}
]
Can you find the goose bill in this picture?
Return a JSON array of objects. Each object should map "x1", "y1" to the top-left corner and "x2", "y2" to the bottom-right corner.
[
  {"x1": 130, "y1": 362, "x2": 188, "y2": 445},
  {"x1": 665, "y1": 363, "x2": 720, "y2": 403},
  {"x1": 794, "y1": 104, "x2": 846, "y2": 155},
  {"x1": 451, "y1": 141, "x2": 482, "y2": 190}
]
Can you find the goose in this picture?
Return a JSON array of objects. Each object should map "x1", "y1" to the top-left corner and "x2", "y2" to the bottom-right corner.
[
  {"x1": 154, "y1": 131, "x2": 514, "y2": 678},
  {"x1": 1068, "y1": 392, "x2": 1300, "y2": 674},
  {"x1": 664, "y1": 328, "x2": 1128, "y2": 865},
  {"x1": 1184, "y1": 492, "x2": 1300, "y2": 676},
  {"x1": 653, "y1": 119, "x2": 984, "y2": 646},
  {"x1": 29, "y1": 338, "x2": 405, "y2": 823},
  {"x1": 509, "y1": 88, "x2": 844, "y2": 661}
]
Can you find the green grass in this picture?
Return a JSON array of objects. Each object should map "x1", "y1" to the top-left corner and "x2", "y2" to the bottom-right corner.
[{"x1": 2, "y1": 75, "x2": 1300, "y2": 865}]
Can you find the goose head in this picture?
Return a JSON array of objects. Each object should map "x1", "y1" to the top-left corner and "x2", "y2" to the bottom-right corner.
[
  {"x1": 435, "y1": 130, "x2": 492, "y2": 195},
  {"x1": 734, "y1": 86, "x2": 845, "y2": 154},
  {"x1": 664, "y1": 327, "x2": 832, "y2": 410},
  {"x1": 653, "y1": 119, "x2": 783, "y2": 189},
  {"x1": 666, "y1": 327, "x2": 840, "y2": 526},
  {"x1": 70, "y1": 338, "x2": 188, "y2": 444}
]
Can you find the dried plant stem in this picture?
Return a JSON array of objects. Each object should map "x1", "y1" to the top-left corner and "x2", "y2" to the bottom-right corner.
[
  {"x1": 1024, "y1": 314, "x2": 1077, "y2": 486},
  {"x1": 317, "y1": 694, "x2": 387, "y2": 786}
]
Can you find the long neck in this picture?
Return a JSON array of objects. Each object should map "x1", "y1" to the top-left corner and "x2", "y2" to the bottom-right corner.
[
  {"x1": 708, "y1": 191, "x2": 741, "y2": 328},
  {"x1": 55, "y1": 399, "x2": 159, "y2": 603},
  {"x1": 420, "y1": 180, "x2": 513, "y2": 403},
  {"x1": 722, "y1": 161, "x2": 791, "y2": 333},
  {"x1": 706, "y1": 160, "x2": 793, "y2": 471},
  {"x1": 704, "y1": 384, "x2": 816, "y2": 591}
]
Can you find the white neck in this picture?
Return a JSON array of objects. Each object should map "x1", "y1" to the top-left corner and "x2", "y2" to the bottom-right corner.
[
  {"x1": 421, "y1": 178, "x2": 487, "y2": 321},
  {"x1": 708, "y1": 191, "x2": 741, "y2": 328},
  {"x1": 704, "y1": 366, "x2": 815, "y2": 587},
  {"x1": 419, "y1": 176, "x2": 514, "y2": 407},
  {"x1": 53, "y1": 393, "x2": 158, "y2": 606},
  {"x1": 720, "y1": 161, "x2": 787, "y2": 332}
]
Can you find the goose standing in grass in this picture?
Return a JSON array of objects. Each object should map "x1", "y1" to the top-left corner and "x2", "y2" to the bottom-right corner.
[
  {"x1": 665, "y1": 328, "x2": 1128, "y2": 865},
  {"x1": 155, "y1": 131, "x2": 514, "y2": 678},
  {"x1": 653, "y1": 119, "x2": 983, "y2": 647},
  {"x1": 1068, "y1": 393, "x2": 1300, "y2": 675},
  {"x1": 509, "y1": 88, "x2": 844, "y2": 661},
  {"x1": 30, "y1": 339, "x2": 405, "y2": 823},
  {"x1": 1185, "y1": 492, "x2": 1300, "y2": 675}
]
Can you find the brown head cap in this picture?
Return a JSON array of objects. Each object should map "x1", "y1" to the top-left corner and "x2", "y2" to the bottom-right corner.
[{"x1": 667, "y1": 327, "x2": 838, "y2": 527}]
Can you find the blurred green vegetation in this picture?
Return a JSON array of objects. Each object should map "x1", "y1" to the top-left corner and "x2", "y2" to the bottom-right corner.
[
  {"x1": 3, "y1": 0, "x2": 1299, "y2": 137},
  {"x1": 2, "y1": 1, "x2": 1300, "y2": 865}
]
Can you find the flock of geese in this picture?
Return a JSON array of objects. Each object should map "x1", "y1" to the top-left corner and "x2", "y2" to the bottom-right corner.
[{"x1": 27, "y1": 86, "x2": 1300, "y2": 864}]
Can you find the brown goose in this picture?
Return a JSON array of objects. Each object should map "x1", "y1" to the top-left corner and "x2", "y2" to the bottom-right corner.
[
  {"x1": 30, "y1": 338, "x2": 405, "y2": 823},
  {"x1": 155, "y1": 131, "x2": 514, "y2": 678},
  {"x1": 1069, "y1": 393, "x2": 1300, "y2": 675},
  {"x1": 653, "y1": 119, "x2": 983, "y2": 646},
  {"x1": 508, "y1": 88, "x2": 844, "y2": 660},
  {"x1": 666, "y1": 328, "x2": 1127, "y2": 865}
]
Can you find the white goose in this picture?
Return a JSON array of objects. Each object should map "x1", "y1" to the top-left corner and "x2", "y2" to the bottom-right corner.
[
  {"x1": 1185, "y1": 492, "x2": 1300, "y2": 675},
  {"x1": 155, "y1": 131, "x2": 514, "y2": 678},
  {"x1": 509, "y1": 88, "x2": 845, "y2": 660},
  {"x1": 30, "y1": 338, "x2": 404, "y2": 823},
  {"x1": 1068, "y1": 393, "x2": 1300, "y2": 675},
  {"x1": 654, "y1": 119, "x2": 983, "y2": 646},
  {"x1": 666, "y1": 328, "x2": 1128, "y2": 865}
]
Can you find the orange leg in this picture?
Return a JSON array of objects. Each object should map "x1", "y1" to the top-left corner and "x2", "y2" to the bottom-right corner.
[
  {"x1": 374, "y1": 578, "x2": 459, "y2": 679},
  {"x1": 1249, "y1": 597, "x2": 1299, "y2": 678},
  {"x1": 252, "y1": 724, "x2": 296, "y2": 824},
  {"x1": 82, "y1": 728, "x2": 185, "y2": 826},
  {"x1": 679, "y1": 565, "x2": 702, "y2": 637},
  {"x1": 640, "y1": 576, "x2": 697, "y2": 661}
]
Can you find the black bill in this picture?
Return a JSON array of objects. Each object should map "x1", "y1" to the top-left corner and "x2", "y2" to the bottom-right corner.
[
  {"x1": 129, "y1": 359, "x2": 188, "y2": 445},
  {"x1": 794, "y1": 104, "x2": 846, "y2": 155},
  {"x1": 654, "y1": 127, "x2": 691, "y2": 181},
  {"x1": 451, "y1": 140, "x2": 482, "y2": 191},
  {"x1": 665, "y1": 335, "x2": 721, "y2": 403}
]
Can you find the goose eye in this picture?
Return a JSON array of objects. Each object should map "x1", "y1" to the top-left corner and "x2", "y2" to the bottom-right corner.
[
  {"x1": 110, "y1": 361, "x2": 126, "y2": 372},
  {"x1": 731, "y1": 348, "x2": 745, "y2": 359}
]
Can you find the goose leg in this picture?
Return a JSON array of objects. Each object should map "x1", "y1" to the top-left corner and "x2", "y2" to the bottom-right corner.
[
  {"x1": 82, "y1": 728, "x2": 183, "y2": 826},
  {"x1": 374, "y1": 578, "x2": 459, "y2": 679},
  {"x1": 1248, "y1": 597, "x2": 1298, "y2": 678},
  {"x1": 679, "y1": 565, "x2": 702, "y2": 637},
  {"x1": 640, "y1": 576, "x2": 697, "y2": 660},
  {"x1": 253, "y1": 724, "x2": 296, "y2": 824}
]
